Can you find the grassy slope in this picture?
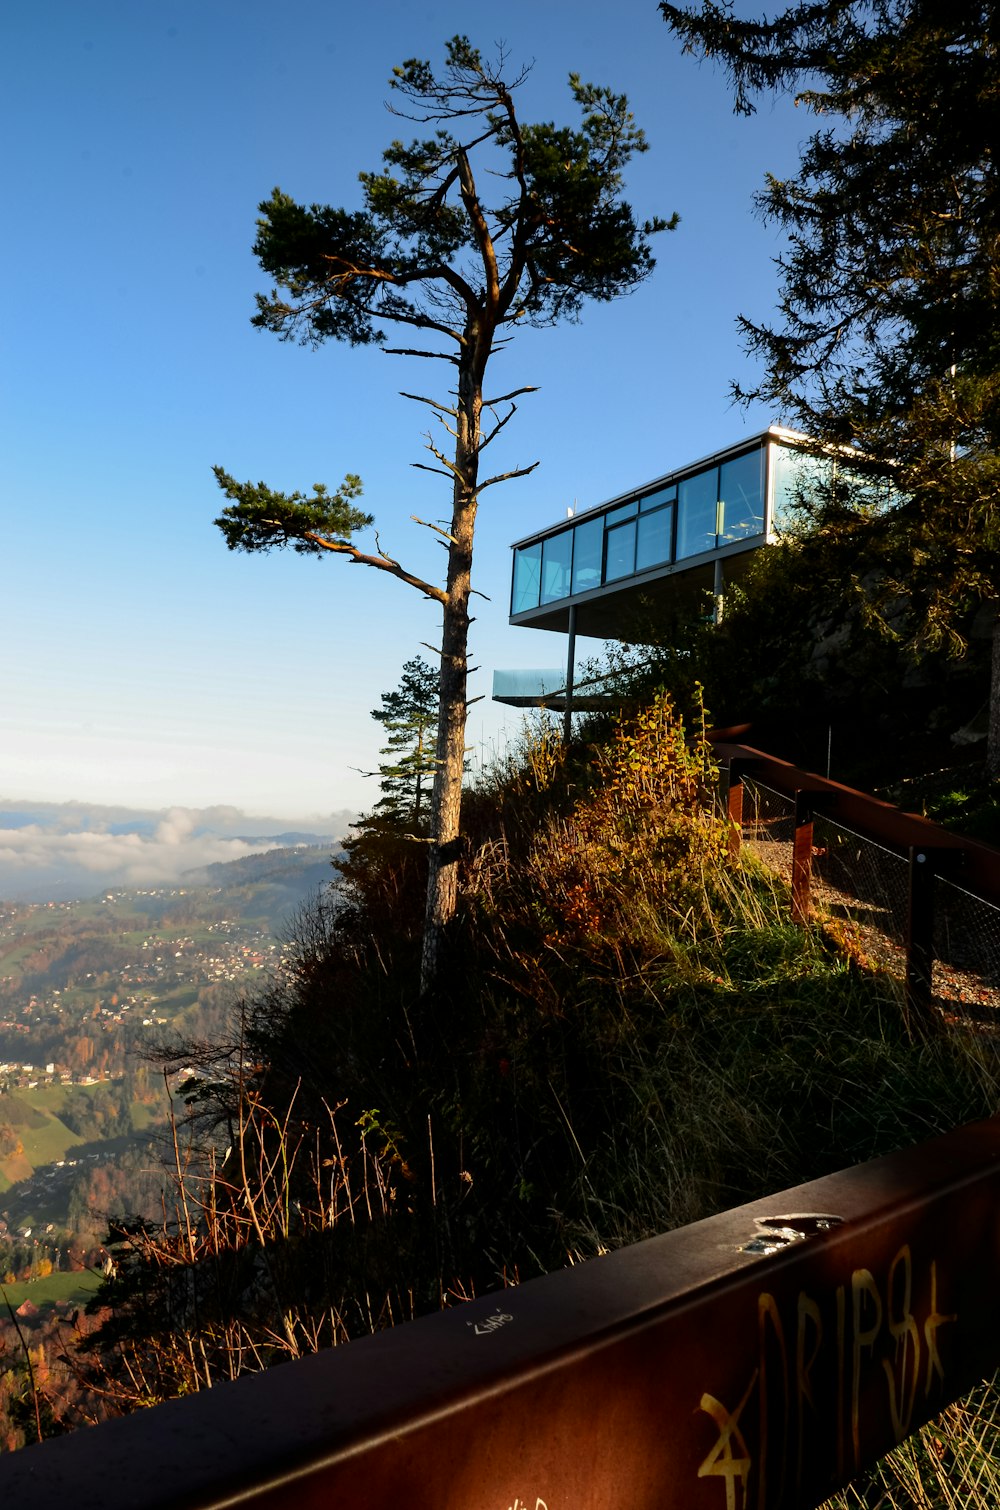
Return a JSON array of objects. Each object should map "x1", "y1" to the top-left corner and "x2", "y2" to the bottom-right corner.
[
  {"x1": 0, "y1": 1267, "x2": 101, "y2": 1308},
  {"x1": 0, "y1": 1084, "x2": 161, "y2": 1202}
]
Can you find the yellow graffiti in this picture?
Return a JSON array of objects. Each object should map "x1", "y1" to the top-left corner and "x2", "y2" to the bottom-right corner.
[
  {"x1": 796, "y1": 1289, "x2": 823, "y2": 1491},
  {"x1": 694, "y1": 1246, "x2": 957, "y2": 1506},
  {"x1": 698, "y1": 1373, "x2": 758, "y2": 1510},
  {"x1": 882, "y1": 1245, "x2": 921, "y2": 1442},
  {"x1": 851, "y1": 1267, "x2": 883, "y2": 1468},
  {"x1": 924, "y1": 1261, "x2": 958, "y2": 1397}
]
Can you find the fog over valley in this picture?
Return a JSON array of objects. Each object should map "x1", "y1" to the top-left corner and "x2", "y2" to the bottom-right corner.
[{"x1": 0, "y1": 799, "x2": 356, "y2": 901}]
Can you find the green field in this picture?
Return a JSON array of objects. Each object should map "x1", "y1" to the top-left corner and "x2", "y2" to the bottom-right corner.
[
  {"x1": 12, "y1": 1113, "x2": 82, "y2": 1168},
  {"x1": 0, "y1": 1090, "x2": 83, "y2": 1179},
  {"x1": 1, "y1": 1081, "x2": 164, "y2": 1188},
  {"x1": 0, "y1": 1267, "x2": 102, "y2": 1309}
]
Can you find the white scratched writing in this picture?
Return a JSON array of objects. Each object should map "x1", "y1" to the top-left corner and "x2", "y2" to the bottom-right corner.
[{"x1": 467, "y1": 1308, "x2": 514, "y2": 1337}]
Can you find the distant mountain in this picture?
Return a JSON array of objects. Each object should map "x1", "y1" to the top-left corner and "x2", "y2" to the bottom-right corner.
[
  {"x1": 182, "y1": 844, "x2": 344, "y2": 914},
  {"x1": 232, "y1": 832, "x2": 335, "y2": 848}
]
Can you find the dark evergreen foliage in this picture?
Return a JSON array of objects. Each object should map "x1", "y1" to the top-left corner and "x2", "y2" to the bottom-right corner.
[
  {"x1": 661, "y1": 0, "x2": 1000, "y2": 756},
  {"x1": 369, "y1": 656, "x2": 440, "y2": 829}
]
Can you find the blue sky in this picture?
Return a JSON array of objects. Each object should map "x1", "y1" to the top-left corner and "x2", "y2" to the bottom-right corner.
[{"x1": 2, "y1": 0, "x2": 805, "y2": 822}]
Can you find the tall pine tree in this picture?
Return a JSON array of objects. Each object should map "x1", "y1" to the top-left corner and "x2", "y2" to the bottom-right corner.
[{"x1": 214, "y1": 37, "x2": 673, "y2": 985}]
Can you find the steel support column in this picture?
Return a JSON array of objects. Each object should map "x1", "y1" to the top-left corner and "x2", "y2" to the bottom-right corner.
[{"x1": 563, "y1": 604, "x2": 577, "y2": 745}]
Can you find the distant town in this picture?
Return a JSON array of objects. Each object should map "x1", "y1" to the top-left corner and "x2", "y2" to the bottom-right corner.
[{"x1": 0, "y1": 846, "x2": 338, "y2": 1276}]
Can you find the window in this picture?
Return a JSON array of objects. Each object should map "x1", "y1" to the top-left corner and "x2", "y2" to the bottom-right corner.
[
  {"x1": 719, "y1": 449, "x2": 765, "y2": 541},
  {"x1": 640, "y1": 484, "x2": 676, "y2": 513},
  {"x1": 605, "y1": 519, "x2": 636, "y2": 580},
  {"x1": 636, "y1": 505, "x2": 672, "y2": 570},
  {"x1": 771, "y1": 443, "x2": 830, "y2": 529},
  {"x1": 676, "y1": 466, "x2": 720, "y2": 559},
  {"x1": 511, "y1": 543, "x2": 542, "y2": 613},
  {"x1": 572, "y1": 516, "x2": 604, "y2": 594},
  {"x1": 540, "y1": 530, "x2": 573, "y2": 604}
]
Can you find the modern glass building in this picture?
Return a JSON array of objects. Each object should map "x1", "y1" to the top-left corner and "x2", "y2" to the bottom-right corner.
[{"x1": 508, "y1": 426, "x2": 817, "y2": 640}]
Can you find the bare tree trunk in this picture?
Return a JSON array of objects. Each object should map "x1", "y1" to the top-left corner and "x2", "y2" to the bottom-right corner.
[
  {"x1": 989, "y1": 612, "x2": 1000, "y2": 777},
  {"x1": 420, "y1": 338, "x2": 483, "y2": 991}
]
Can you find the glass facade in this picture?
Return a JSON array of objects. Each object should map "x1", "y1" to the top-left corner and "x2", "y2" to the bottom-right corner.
[
  {"x1": 605, "y1": 519, "x2": 637, "y2": 581},
  {"x1": 771, "y1": 442, "x2": 898, "y2": 530},
  {"x1": 511, "y1": 437, "x2": 780, "y2": 616},
  {"x1": 571, "y1": 515, "x2": 603, "y2": 594},
  {"x1": 511, "y1": 541, "x2": 542, "y2": 614},
  {"x1": 720, "y1": 449, "x2": 766, "y2": 541},
  {"x1": 676, "y1": 467, "x2": 720, "y2": 560},
  {"x1": 492, "y1": 669, "x2": 566, "y2": 701},
  {"x1": 540, "y1": 530, "x2": 573, "y2": 603},
  {"x1": 771, "y1": 444, "x2": 830, "y2": 530}
]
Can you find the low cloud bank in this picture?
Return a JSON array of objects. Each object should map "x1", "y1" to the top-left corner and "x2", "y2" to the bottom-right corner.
[{"x1": 0, "y1": 800, "x2": 353, "y2": 902}]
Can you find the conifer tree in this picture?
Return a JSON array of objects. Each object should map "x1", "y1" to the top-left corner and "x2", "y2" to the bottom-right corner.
[
  {"x1": 661, "y1": 0, "x2": 1000, "y2": 766},
  {"x1": 370, "y1": 656, "x2": 439, "y2": 830},
  {"x1": 214, "y1": 37, "x2": 673, "y2": 984}
]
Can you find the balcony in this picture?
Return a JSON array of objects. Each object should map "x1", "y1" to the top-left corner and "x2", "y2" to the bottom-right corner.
[{"x1": 491, "y1": 667, "x2": 623, "y2": 710}]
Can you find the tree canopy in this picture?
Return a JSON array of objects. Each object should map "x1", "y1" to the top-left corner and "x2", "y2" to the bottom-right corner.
[
  {"x1": 249, "y1": 38, "x2": 672, "y2": 350},
  {"x1": 214, "y1": 37, "x2": 672, "y2": 981},
  {"x1": 661, "y1": 0, "x2": 1000, "y2": 759}
]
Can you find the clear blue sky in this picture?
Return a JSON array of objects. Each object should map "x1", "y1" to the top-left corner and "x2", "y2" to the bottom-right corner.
[{"x1": 2, "y1": 0, "x2": 805, "y2": 821}]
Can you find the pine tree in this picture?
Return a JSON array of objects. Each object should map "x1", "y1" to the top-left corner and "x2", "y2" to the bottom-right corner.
[
  {"x1": 370, "y1": 656, "x2": 439, "y2": 830},
  {"x1": 214, "y1": 37, "x2": 673, "y2": 984},
  {"x1": 661, "y1": 0, "x2": 1000, "y2": 766}
]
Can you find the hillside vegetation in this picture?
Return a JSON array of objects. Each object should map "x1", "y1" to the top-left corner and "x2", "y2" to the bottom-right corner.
[{"x1": 60, "y1": 692, "x2": 1000, "y2": 1510}]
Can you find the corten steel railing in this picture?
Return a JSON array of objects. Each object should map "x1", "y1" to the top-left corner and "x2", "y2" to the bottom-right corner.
[
  {"x1": 3, "y1": 1117, "x2": 1000, "y2": 1508},
  {"x1": 715, "y1": 741, "x2": 1000, "y2": 1021}
]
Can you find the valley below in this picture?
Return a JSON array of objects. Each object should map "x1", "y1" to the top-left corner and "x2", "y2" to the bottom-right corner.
[{"x1": 0, "y1": 844, "x2": 340, "y2": 1291}]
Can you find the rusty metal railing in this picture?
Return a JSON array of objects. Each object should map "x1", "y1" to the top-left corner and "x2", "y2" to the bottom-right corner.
[
  {"x1": 715, "y1": 740, "x2": 1000, "y2": 1020},
  {"x1": 3, "y1": 1116, "x2": 1000, "y2": 1508}
]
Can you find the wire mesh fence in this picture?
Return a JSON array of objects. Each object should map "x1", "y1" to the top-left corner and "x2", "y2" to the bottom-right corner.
[
  {"x1": 934, "y1": 877, "x2": 1000, "y2": 1018},
  {"x1": 726, "y1": 774, "x2": 1000, "y2": 1018},
  {"x1": 734, "y1": 777, "x2": 795, "y2": 872}
]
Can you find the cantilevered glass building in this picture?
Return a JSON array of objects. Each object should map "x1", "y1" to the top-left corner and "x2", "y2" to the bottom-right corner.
[{"x1": 496, "y1": 427, "x2": 820, "y2": 713}]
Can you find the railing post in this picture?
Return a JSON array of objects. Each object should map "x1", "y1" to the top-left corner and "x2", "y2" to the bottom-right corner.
[
  {"x1": 725, "y1": 759, "x2": 756, "y2": 858},
  {"x1": 792, "y1": 789, "x2": 816, "y2": 924},
  {"x1": 906, "y1": 845, "x2": 938, "y2": 1022},
  {"x1": 562, "y1": 604, "x2": 577, "y2": 745}
]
